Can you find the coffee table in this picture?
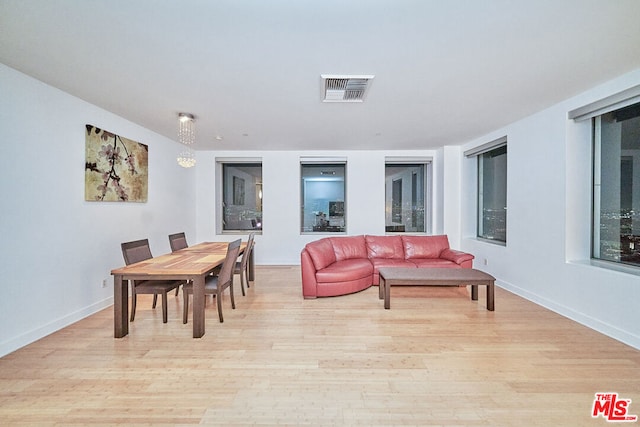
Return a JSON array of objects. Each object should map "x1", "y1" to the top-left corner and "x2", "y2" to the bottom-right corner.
[{"x1": 378, "y1": 267, "x2": 495, "y2": 311}]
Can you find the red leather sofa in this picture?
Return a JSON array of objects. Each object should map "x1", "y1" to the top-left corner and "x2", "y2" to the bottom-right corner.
[{"x1": 301, "y1": 234, "x2": 474, "y2": 298}]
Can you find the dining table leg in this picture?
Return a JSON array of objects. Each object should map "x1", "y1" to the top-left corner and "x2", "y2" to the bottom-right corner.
[
  {"x1": 192, "y1": 275, "x2": 205, "y2": 338},
  {"x1": 114, "y1": 275, "x2": 128, "y2": 338}
]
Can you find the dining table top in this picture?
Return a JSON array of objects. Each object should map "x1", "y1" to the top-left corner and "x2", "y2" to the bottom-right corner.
[
  {"x1": 111, "y1": 241, "x2": 246, "y2": 277},
  {"x1": 173, "y1": 241, "x2": 234, "y2": 254}
]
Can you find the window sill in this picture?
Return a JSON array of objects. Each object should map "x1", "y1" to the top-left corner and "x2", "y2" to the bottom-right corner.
[
  {"x1": 221, "y1": 230, "x2": 262, "y2": 235},
  {"x1": 568, "y1": 259, "x2": 640, "y2": 277},
  {"x1": 301, "y1": 231, "x2": 346, "y2": 235},
  {"x1": 385, "y1": 232, "x2": 430, "y2": 236},
  {"x1": 475, "y1": 237, "x2": 507, "y2": 247}
]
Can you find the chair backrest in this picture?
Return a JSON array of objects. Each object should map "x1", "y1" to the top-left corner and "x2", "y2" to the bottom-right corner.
[
  {"x1": 240, "y1": 233, "x2": 255, "y2": 269},
  {"x1": 168, "y1": 232, "x2": 188, "y2": 252},
  {"x1": 121, "y1": 239, "x2": 153, "y2": 265},
  {"x1": 218, "y1": 239, "x2": 242, "y2": 287}
]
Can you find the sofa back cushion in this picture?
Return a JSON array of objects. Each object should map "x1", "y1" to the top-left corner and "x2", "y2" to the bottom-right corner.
[
  {"x1": 305, "y1": 238, "x2": 337, "y2": 270},
  {"x1": 402, "y1": 235, "x2": 450, "y2": 259},
  {"x1": 330, "y1": 235, "x2": 367, "y2": 261},
  {"x1": 365, "y1": 235, "x2": 404, "y2": 259}
]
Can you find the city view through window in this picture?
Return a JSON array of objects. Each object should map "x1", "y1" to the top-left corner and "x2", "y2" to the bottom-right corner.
[{"x1": 593, "y1": 102, "x2": 640, "y2": 267}]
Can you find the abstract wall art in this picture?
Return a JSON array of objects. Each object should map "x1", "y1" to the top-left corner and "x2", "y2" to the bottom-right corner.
[{"x1": 84, "y1": 124, "x2": 148, "y2": 202}]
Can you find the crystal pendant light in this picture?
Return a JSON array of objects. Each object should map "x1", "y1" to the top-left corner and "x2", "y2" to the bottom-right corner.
[
  {"x1": 177, "y1": 113, "x2": 196, "y2": 168},
  {"x1": 177, "y1": 148, "x2": 196, "y2": 168}
]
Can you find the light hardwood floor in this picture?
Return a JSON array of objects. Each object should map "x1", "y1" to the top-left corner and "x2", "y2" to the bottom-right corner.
[{"x1": 1, "y1": 266, "x2": 638, "y2": 426}]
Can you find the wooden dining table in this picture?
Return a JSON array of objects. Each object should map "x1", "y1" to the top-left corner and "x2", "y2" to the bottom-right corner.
[{"x1": 111, "y1": 241, "x2": 248, "y2": 339}]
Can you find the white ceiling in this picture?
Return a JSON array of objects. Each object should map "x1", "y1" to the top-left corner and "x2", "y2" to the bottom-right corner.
[{"x1": 2, "y1": 0, "x2": 640, "y2": 151}]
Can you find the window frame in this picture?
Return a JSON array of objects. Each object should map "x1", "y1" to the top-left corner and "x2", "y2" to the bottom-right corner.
[
  {"x1": 384, "y1": 158, "x2": 432, "y2": 234},
  {"x1": 216, "y1": 158, "x2": 263, "y2": 235},
  {"x1": 590, "y1": 102, "x2": 640, "y2": 268},
  {"x1": 465, "y1": 137, "x2": 507, "y2": 245},
  {"x1": 300, "y1": 159, "x2": 347, "y2": 234}
]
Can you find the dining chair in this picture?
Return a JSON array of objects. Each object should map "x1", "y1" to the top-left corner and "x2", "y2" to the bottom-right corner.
[
  {"x1": 120, "y1": 239, "x2": 182, "y2": 323},
  {"x1": 167, "y1": 232, "x2": 189, "y2": 295},
  {"x1": 168, "y1": 232, "x2": 188, "y2": 252},
  {"x1": 235, "y1": 233, "x2": 255, "y2": 296},
  {"x1": 182, "y1": 239, "x2": 242, "y2": 324}
]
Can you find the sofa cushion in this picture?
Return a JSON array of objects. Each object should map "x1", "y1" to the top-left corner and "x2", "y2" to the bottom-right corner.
[
  {"x1": 365, "y1": 235, "x2": 404, "y2": 259},
  {"x1": 402, "y1": 235, "x2": 450, "y2": 259},
  {"x1": 410, "y1": 258, "x2": 460, "y2": 268},
  {"x1": 305, "y1": 238, "x2": 336, "y2": 271},
  {"x1": 370, "y1": 258, "x2": 416, "y2": 285},
  {"x1": 315, "y1": 259, "x2": 373, "y2": 283},
  {"x1": 330, "y1": 235, "x2": 367, "y2": 261},
  {"x1": 370, "y1": 258, "x2": 417, "y2": 270}
]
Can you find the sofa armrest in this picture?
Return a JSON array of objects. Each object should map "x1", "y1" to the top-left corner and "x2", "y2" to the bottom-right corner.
[
  {"x1": 301, "y1": 249, "x2": 319, "y2": 298},
  {"x1": 440, "y1": 248, "x2": 474, "y2": 266}
]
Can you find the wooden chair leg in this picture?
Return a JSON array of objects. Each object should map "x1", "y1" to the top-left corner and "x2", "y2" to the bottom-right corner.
[
  {"x1": 216, "y1": 294, "x2": 224, "y2": 323},
  {"x1": 130, "y1": 289, "x2": 137, "y2": 322},
  {"x1": 239, "y1": 271, "x2": 246, "y2": 296},
  {"x1": 161, "y1": 291, "x2": 168, "y2": 323},
  {"x1": 152, "y1": 294, "x2": 158, "y2": 308},
  {"x1": 230, "y1": 281, "x2": 236, "y2": 310},
  {"x1": 245, "y1": 265, "x2": 250, "y2": 289}
]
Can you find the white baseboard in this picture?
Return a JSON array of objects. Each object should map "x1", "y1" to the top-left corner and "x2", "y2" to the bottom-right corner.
[
  {"x1": 0, "y1": 297, "x2": 113, "y2": 358},
  {"x1": 497, "y1": 280, "x2": 640, "y2": 350}
]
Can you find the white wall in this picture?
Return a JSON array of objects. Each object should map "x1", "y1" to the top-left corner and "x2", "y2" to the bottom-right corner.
[
  {"x1": 0, "y1": 64, "x2": 196, "y2": 357},
  {"x1": 460, "y1": 68, "x2": 640, "y2": 350},
  {"x1": 442, "y1": 145, "x2": 462, "y2": 246}
]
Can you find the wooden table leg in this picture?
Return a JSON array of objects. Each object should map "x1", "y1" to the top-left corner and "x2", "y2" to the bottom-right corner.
[
  {"x1": 384, "y1": 277, "x2": 391, "y2": 309},
  {"x1": 487, "y1": 282, "x2": 495, "y2": 311},
  {"x1": 192, "y1": 275, "x2": 205, "y2": 338},
  {"x1": 471, "y1": 284, "x2": 478, "y2": 301},
  {"x1": 113, "y1": 275, "x2": 128, "y2": 338}
]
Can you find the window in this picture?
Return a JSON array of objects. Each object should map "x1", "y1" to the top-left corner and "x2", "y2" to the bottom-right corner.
[
  {"x1": 221, "y1": 162, "x2": 262, "y2": 232},
  {"x1": 385, "y1": 162, "x2": 430, "y2": 233},
  {"x1": 465, "y1": 138, "x2": 507, "y2": 243},
  {"x1": 301, "y1": 162, "x2": 346, "y2": 233},
  {"x1": 592, "y1": 102, "x2": 640, "y2": 267}
]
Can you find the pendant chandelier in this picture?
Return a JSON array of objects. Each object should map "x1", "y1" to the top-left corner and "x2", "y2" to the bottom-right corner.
[{"x1": 177, "y1": 112, "x2": 196, "y2": 168}]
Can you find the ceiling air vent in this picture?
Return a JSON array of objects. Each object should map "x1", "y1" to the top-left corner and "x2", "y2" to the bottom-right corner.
[{"x1": 321, "y1": 74, "x2": 374, "y2": 102}]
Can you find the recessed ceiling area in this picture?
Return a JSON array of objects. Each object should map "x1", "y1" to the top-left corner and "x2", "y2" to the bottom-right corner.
[{"x1": 1, "y1": 0, "x2": 639, "y2": 151}]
